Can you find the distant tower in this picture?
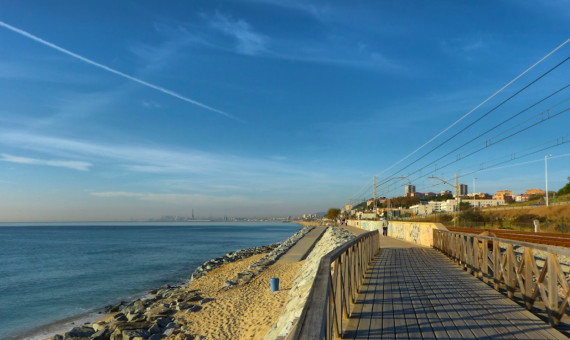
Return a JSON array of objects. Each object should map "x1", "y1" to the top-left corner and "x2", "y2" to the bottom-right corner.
[
  {"x1": 459, "y1": 184, "x2": 468, "y2": 196},
  {"x1": 192, "y1": 209, "x2": 195, "y2": 220},
  {"x1": 405, "y1": 185, "x2": 416, "y2": 195}
]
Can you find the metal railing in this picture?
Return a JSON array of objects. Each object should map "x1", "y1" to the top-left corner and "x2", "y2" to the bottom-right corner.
[
  {"x1": 290, "y1": 230, "x2": 380, "y2": 339},
  {"x1": 434, "y1": 229, "x2": 570, "y2": 326}
]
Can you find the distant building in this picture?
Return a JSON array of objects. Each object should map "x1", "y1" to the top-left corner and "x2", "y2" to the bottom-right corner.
[
  {"x1": 441, "y1": 190, "x2": 452, "y2": 196},
  {"x1": 526, "y1": 188, "x2": 545, "y2": 196},
  {"x1": 425, "y1": 192, "x2": 437, "y2": 197},
  {"x1": 493, "y1": 190, "x2": 513, "y2": 202},
  {"x1": 515, "y1": 194, "x2": 530, "y2": 202},
  {"x1": 405, "y1": 185, "x2": 416, "y2": 195},
  {"x1": 366, "y1": 199, "x2": 375, "y2": 206},
  {"x1": 468, "y1": 199, "x2": 506, "y2": 208},
  {"x1": 410, "y1": 201, "x2": 433, "y2": 216},
  {"x1": 459, "y1": 184, "x2": 468, "y2": 196}
]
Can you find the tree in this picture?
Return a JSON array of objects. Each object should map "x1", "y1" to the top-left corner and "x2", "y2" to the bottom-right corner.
[
  {"x1": 558, "y1": 181, "x2": 570, "y2": 196},
  {"x1": 327, "y1": 208, "x2": 341, "y2": 220}
]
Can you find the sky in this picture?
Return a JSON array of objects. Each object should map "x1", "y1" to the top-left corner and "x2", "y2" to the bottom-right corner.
[{"x1": 0, "y1": 1, "x2": 569, "y2": 221}]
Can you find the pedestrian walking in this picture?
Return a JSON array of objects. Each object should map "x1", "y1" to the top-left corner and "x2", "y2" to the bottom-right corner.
[{"x1": 381, "y1": 217, "x2": 388, "y2": 236}]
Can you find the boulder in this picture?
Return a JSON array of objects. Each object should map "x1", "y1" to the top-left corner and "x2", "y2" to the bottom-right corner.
[
  {"x1": 64, "y1": 326, "x2": 95, "y2": 339},
  {"x1": 155, "y1": 316, "x2": 173, "y2": 328},
  {"x1": 110, "y1": 329, "x2": 122, "y2": 340},
  {"x1": 92, "y1": 321, "x2": 108, "y2": 332},
  {"x1": 148, "y1": 323, "x2": 161, "y2": 334},
  {"x1": 113, "y1": 313, "x2": 128, "y2": 322},
  {"x1": 199, "y1": 298, "x2": 213, "y2": 305},
  {"x1": 122, "y1": 329, "x2": 150, "y2": 340},
  {"x1": 91, "y1": 328, "x2": 112, "y2": 340}
]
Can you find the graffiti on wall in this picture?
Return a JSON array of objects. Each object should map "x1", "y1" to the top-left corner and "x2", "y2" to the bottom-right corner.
[
  {"x1": 387, "y1": 221, "x2": 439, "y2": 247},
  {"x1": 347, "y1": 219, "x2": 440, "y2": 247}
]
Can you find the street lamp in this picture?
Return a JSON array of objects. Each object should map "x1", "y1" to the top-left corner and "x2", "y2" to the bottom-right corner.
[
  {"x1": 545, "y1": 154, "x2": 552, "y2": 206},
  {"x1": 473, "y1": 177, "x2": 477, "y2": 207}
]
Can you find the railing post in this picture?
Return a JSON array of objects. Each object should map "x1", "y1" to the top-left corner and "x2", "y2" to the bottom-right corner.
[
  {"x1": 482, "y1": 239, "x2": 489, "y2": 282},
  {"x1": 547, "y1": 254, "x2": 560, "y2": 326},
  {"x1": 506, "y1": 244, "x2": 515, "y2": 299},
  {"x1": 523, "y1": 248, "x2": 533, "y2": 310},
  {"x1": 493, "y1": 240, "x2": 500, "y2": 291}
]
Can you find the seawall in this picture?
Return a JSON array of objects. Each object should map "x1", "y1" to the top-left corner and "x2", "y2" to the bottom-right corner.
[{"x1": 347, "y1": 219, "x2": 447, "y2": 247}]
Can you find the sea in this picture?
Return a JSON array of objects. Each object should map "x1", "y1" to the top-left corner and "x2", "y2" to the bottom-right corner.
[{"x1": 0, "y1": 222, "x2": 302, "y2": 339}]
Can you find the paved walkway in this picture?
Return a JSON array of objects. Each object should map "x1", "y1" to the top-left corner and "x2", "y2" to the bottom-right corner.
[
  {"x1": 277, "y1": 226, "x2": 327, "y2": 263},
  {"x1": 343, "y1": 236, "x2": 567, "y2": 339}
]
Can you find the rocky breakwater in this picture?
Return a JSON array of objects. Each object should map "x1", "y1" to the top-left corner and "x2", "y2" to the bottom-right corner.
[
  {"x1": 52, "y1": 284, "x2": 209, "y2": 340},
  {"x1": 264, "y1": 225, "x2": 356, "y2": 339},
  {"x1": 222, "y1": 226, "x2": 314, "y2": 289}
]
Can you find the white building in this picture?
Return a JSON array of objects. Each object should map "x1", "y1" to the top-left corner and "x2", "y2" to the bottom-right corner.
[{"x1": 467, "y1": 199, "x2": 506, "y2": 208}]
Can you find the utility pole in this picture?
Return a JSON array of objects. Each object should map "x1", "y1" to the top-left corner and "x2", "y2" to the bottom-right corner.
[
  {"x1": 545, "y1": 154, "x2": 552, "y2": 206},
  {"x1": 473, "y1": 177, "x2": 477, "y2": 207},
  {"x1": 429, "y1": 174, "x2": 460, "y2": 226},
  {"x1": 373, "y1": 176, "x2": 377, "y2": 211}
]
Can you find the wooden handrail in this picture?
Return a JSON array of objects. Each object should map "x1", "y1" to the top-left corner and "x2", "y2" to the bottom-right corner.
[
  {"x1": 290, "y1": 230, "x2": 380, "y2": 339},
  {"x1": 433, "y1": 229, "x2": 570, "y2": 327}
]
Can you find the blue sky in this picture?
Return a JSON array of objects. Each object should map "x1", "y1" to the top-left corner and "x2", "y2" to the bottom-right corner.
[{"x1": 0, "y1": 1, "x2": 569, "y2": 221}]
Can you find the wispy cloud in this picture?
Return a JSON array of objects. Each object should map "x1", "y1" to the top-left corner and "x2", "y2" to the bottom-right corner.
[
  {"x1": 210, "y1": 12, "x2": 268, "y2": 55},
  {"x1": 0, "y1": 153, "x2": 92, "y2": 171},
  {"x1": 0, "y1": 20, "x2": 235, "y2": 119},
  {"x1": 0, "y1": 131, "x2": 320, "y2": 179}
]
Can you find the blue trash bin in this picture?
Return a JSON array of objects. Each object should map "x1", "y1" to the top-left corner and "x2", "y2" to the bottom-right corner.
[{"x1": 270, "y1": 277, "x2": 279, "y2": 292}]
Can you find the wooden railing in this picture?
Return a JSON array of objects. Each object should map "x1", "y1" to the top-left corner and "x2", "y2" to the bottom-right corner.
[
  {"x1": 434, "y1": 229, "x2": 570, "y2": 326},
  {"x1": 290, "y1": 230, "x2": 380, "y2": 339}
]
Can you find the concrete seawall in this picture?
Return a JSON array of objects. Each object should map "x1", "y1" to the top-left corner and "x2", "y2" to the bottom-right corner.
[{"x1": 347, "y1": 220, "x2": 447, "y2": 247}]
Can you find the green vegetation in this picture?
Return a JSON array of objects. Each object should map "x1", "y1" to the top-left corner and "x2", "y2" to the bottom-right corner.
[{"x1": 558, "y1": 181, "x2": 570, "y2": 196}]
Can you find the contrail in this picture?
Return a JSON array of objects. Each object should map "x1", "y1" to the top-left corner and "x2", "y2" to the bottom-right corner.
[{"x1": 0, "y1": 20, "x2": 235, "y2": 119}]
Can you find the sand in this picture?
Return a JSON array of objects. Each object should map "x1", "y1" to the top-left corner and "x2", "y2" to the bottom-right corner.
[{"x1": 174, "y1": 253, "x2": 304, "y2": 339}]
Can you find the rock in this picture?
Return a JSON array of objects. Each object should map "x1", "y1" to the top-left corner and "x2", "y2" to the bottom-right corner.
[
  {"x1": 122, "y1": 328, "x2": 150, "y2": 340},
  {"x1": 53, "y1": 335, "x2": 64, "y2": 340},
  {"x1": 113, "y1": 313, "x2": 128, "y2": 322},
  {"x1": 64, "y1": 326, "x2": 95, "y2": 339},
  {"x1": 148, "y1": 323, "x2": 161, "y2": 334},
  {"x1": 149, "y1": 335, "x2": 161, "y2": 340},
  {"x1": 92, "y1": 321, "x2": 108, "y2": 332},
  {"x1": 110, "y1": 321, "x2": 152, "y2": 333},
  {"x1": 127, "y1": 312, "x2": 143, "y2": 321},
  {"x1": 222, "y1": 280, "x2": 237, "y2": 290},
  {"x1": 163, "y1": 328, "x2": 175, "y2": 337},
  {"x1": 185, "y1": 294, "x2": 202, "y2": 302},
  {"x1": 145, "y1": 305, "x2": 174, "y2": 316},
  {"x1": 91, "y1": 328, "x2": 112, "y2": 340},
  {"x1": 110, "y1": 329, "x2": 122, "y2": 340},
  {"x1": 164, "y1": 322, "x2": 177, "y2": 330},
  {"x1": 187, "y1": 305, "x2": 202, "y2": 313},
  {"x1": 155, "y1": 316, "x2": 173, "y2": 328},
  {"x1": 199, "y1": 298, "x2": 213, "y2": 305},
  {"x1": 105, "y1": 302, "x2": 124, "y2": 313}
]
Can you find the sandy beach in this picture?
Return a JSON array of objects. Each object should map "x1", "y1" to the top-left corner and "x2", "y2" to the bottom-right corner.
[{"x1": 176, "y1": 253, "x2": 304, "y2": 339}]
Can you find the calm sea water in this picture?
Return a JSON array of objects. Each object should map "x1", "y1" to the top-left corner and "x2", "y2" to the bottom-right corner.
[{"x1": 0, "y1": 222, "x2": 301, "y2": 339}]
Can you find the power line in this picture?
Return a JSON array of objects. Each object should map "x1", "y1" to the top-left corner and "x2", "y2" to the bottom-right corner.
[
  {"x1": 372, "y1": 39, "x2": 570, "y2": 180},
  {"x1": 402, "y1": 89, "x2": 570, "y2": 180},
  {"x1": 377, "y1": 56, "x2": 570, "y2": 184}
]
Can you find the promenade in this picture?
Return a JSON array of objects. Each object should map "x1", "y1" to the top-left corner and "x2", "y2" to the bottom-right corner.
[{"x1": 342, "y1": 236, "x2": 568, "y2": 339}]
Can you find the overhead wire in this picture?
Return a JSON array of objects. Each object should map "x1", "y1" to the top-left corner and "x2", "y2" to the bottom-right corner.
[{"x1": 372, "y1": 39, "x2": 570, "y2": 179}]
